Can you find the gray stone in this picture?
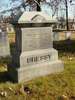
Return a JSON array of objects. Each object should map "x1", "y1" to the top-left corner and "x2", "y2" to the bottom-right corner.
[
  {"x1": 18, "y1": 12, "x2": 56, "y2": 23},
  {"x1": 16, "y1": 27, "x2": 53, "y2": 52},
  {"x1": 8, "y1": 12, "x2": 64, "y2": 83},
  {"x1": 53, "y1": 32, "x2": 59, "y2": 41},
  {"x1": 0, "y1": 29, "x2": 10, "y2": 57}
]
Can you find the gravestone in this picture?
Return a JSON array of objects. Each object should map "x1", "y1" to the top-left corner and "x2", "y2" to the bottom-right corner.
[
  {"x1": 8, "y1": 12, "x2": 64, "y2": 82},
  {"x1": 65, "y1": 31, "x2": 71, "y2": 40},
  {"x1": 0, "y1": 28, "x2": 10, "y2": 57},
  {"x1": 53, "y1": 32, "x2": 59, "y2": 41}
]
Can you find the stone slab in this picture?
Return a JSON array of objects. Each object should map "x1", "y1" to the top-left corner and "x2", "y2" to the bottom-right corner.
[
  {"x1": 8, "y1": 60, "x2": 64, "y2": 82},
  {"x1": 20, "y1": 48, "x2": 58, "y2": 67},
  {"x1": 53, "y1": 32, "x2": 59, "y2": 41},
  {"x1": 12, "y1": 48, "x2": 58, "y2": 67},
  {"x1": 0, "y1": 31, "x2": 10, "y2": 57},
  {"x1": 15, "y1": 27, "x2": 53, "y2": 52}
]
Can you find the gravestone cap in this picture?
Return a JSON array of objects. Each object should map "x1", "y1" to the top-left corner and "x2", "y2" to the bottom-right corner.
[{"x1": 18, "y1": 11, "x2": 57, "y2": 23}]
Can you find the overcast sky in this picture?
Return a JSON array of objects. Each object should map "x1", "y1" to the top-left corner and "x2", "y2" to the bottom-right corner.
[{"x1": 0, "y1": 0, "x2": 75, "y2": 18}]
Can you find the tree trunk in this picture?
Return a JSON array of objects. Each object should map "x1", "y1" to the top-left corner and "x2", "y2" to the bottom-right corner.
[
  {"x1": 65, "y1": 0, "x2": 69, "y2": 30},
  {"x1": 37, "y1": 0, "x2": 41, "y2": 11}
]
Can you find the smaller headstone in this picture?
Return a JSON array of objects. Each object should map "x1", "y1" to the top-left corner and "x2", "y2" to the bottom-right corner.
[
  {"x1": 65, "y1": 31, "x2": 72, "y2": 40},
  {"x1": 0, "y1": 28, "x2": 10, "y2": 58},
  {"x1": 53, "y1": 32, "x2": 59, "y2": 41}
]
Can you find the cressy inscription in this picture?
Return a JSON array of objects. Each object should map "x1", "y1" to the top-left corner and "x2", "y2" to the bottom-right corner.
[{"x1": 27, "y1": 55, "x2": 51, "y2": 63}]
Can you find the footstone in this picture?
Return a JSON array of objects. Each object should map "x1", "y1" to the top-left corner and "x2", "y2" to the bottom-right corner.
[{"x1": 8, "y1": 12, "x2": 64, "y2": 82}]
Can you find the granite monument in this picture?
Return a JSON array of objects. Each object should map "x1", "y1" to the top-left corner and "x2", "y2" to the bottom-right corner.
[{"x1": 8, "y1": 12, "x2": 64, "y2": 82}]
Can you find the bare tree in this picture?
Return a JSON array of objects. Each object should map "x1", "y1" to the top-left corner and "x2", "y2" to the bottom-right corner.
[
  {"x1": 0, "y1": 0, "x2": 62, "y2": 16},
  {"x1": 61, "y1": 0, "x2": 74, "y2": 30},
  {"x1": 0, "y1": 0, "x2": 75, "y2": 30}
]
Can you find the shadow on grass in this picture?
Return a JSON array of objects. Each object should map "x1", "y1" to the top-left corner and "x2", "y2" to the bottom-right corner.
[
  {"x1": 53, "y1": 39, "x2": 75, "y2": 54},
  {"x1": 0, "y1": 69, "x2": 15, "y2": 83},
  {"x1": 0, "y1": 71, "x2": 9, "y2": 83}
]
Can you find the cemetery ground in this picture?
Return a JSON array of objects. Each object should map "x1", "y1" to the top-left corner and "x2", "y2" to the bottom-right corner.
[{"x1": 0, "y1": 32, "x2": 75, "y2": 100}]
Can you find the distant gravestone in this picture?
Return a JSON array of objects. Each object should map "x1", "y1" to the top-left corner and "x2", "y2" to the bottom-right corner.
[
  {"x1": 0, "y1": 29, "x2": 10, "y2": 57},
  {"x1": 53, "y1": 32, "x2": 59, "y2": 41},
  {"x1": 8, "y1": 12, "x2": 64, "y2": 82},
  {"x1": 65, "y1": 31, "x2": 71, "y2": 40}
]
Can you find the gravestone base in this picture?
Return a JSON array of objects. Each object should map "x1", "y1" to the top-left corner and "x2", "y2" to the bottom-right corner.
[
  {"x1": 8, "y1": 60, "x2": 63, "y2": 83},
  {"x1": 8, "y1": 48, "x2": 64, "y2": 83}
]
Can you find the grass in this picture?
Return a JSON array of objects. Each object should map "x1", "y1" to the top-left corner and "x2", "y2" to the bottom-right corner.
[
  {"x1": 0, "y1": 33, "x2": 75, "y2": 100},
  {"x1": 0, "y1": 55, "x2": 75, "y2": 100}
]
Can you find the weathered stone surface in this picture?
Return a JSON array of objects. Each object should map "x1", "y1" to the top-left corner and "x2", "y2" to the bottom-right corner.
[
  {"x1": 8, "y1": 60, "x2": 64, "y2": 83},
  {"x1": 53, "y1": 32, "x2": 59, "y2": 41},
  {"x1": 19, "y1": 48, "x2": 58, "y2": 67},
  {"x1": 0, "y1": 30, "x2": 10, "y2": 57},
  {"x1": 18, "y1": 12, "x2": 56, "y2": 23},
  {"x1": 8, "y1": 12, "x2": 64, "y2": 83},
  {"x1": 16, "y1": 27, "x2": 53, "y2": 52}
]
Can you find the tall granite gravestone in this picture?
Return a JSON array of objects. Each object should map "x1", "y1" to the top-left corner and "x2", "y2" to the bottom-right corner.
[
  {"x1": 0, "y1": 28, "x2": 10, "y2": 57},
  {"x1": 8, "y1": 12, "x2": 64, "y2": 82}
]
